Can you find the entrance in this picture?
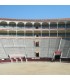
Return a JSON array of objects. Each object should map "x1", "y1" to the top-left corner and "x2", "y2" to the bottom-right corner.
[
  {"x1": 53, "y1": 50, "x2": 61, "y2": 61},
  {"x1": 54, "y1": 55, "x2": 61, "y2": 61},
  {"x1": 35, "y1": 52, "x2": 39, "y2": 57}
]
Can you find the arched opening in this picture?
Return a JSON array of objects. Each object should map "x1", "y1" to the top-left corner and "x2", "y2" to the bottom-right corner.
[
  {"x1": 50, "y1": 22, "x2": 57, "y2": 29},
  {"x1": 17, "y1": 22, "x2": 24, "y2": 28},
  {"x1": 34, "y1": 22, "x2": 41, "y2": 29},
  {"x1": 25, "y1": 22, "x2": 32, "y2": 28},
  {"x1": 0, "y1": 21, "x2": 8, "y2": 27},
  {"x1": 66, "y1": 21, "x2": 70, "y2": 29},
  {"x1": 58, "y1": 22, "x2": 65, "y2": 29},
  {"x1": 42, "y1": 22, "x2": 49, "y2": 29},
  {"x1": 9, "y1": 22, "x2": 16, "y2": 27}
]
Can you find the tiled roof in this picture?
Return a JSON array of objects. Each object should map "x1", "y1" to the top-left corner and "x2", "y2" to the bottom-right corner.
[{"x1": 0, "y1": 18, "x2": 70, "y2": 22}]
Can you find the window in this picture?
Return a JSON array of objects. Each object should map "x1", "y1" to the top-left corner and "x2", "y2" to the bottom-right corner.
[
  {"x1": 36, "y1": 35, "x2": 39, "y2": 37},
  {"x1": 35, "y1": 52, "x2": 39, "y2": 57},
  {"x1": 35, "y1": 41, "x2": 39, "y2": 47}
]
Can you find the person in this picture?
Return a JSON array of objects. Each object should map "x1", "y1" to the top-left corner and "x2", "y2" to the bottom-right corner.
[{"x1": 8, "y1": 55, "x2": 10, "y2": 58}]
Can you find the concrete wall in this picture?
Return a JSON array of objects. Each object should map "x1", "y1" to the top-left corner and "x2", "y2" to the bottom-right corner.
[{"x1": 0, "y1": 37, "x2": 70, "y2": 59}]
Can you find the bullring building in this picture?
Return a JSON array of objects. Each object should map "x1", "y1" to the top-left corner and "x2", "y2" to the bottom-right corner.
[{"x1": 0, "y1": 18, "x2": 70, "y2": 62}]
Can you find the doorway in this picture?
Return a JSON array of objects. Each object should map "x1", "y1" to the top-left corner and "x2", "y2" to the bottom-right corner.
[
  {"x1": 54, "y1": 55, "x2": 61, "y2": 61},
  {"x1": 35, "y1": 52, "x2": 39, "y2": 57}
]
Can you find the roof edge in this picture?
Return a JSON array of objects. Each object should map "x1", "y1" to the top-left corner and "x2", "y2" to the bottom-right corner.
[{"x1": 0, "y1": 18, "x2": 70, "y2": 22}]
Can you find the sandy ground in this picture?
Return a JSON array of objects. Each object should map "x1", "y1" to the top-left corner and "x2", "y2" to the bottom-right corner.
[{"x1": 0, "y1": 62, "x2": 70, "y2": 75}]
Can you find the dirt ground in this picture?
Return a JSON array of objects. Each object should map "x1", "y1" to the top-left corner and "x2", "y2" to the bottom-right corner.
[{"x1": 0, "y1": 62, "x2": 70, "y2": 75}]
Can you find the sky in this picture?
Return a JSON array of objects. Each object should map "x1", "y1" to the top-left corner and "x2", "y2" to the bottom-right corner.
[{"x1": 0, "y1": 5, "x2": 70, "y2": 19}]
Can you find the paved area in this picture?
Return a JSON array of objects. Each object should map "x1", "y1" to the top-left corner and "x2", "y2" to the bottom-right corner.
[{"x1": 0, "y1": 62, "x2": 70, "y2": 75}]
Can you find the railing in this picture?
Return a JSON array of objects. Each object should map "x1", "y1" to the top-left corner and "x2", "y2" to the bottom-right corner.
[{"x1": 0, "y1": 26, "x2": 69, "y2": 31}]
